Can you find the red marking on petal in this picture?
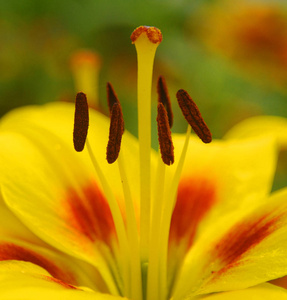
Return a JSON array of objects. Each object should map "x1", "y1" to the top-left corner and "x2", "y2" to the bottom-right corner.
[
  {"x1": 0, "y1": 243, "x2": 77, "y2": 285},
  {"x1": 169, "y1": 177, "x2": 217, "y2": 248},
  {"x1": 65, "y1": 182, "x2": 116, "y2": 246},
  {"x1": 270, "y1": 276, "x2": 287, "y2": 289},
  {"x1": 212, "y1": 212, "x2": 281, "y2": 275},
  {"x1": 42, "y1": 275, "x2": 79, "y2": 290}
]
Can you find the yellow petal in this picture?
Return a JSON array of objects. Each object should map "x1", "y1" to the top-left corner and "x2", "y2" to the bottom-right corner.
[
  {"x1": 0, "y1": 131, "x2": 112, "y2": 250},
  {"x1": 0, "y1": 102, "x2": 145, "y2": 294},
  {"x1": 174, "y1": 188, "x2": 287, "y2": 298},
  {"x1": 223, "y1": 116, "x2": 287, "y2": 149},
  {"x1": 0, "y1": 237, "x2": 105, "y2": 292},
  {"x1": 0, "y1": 102, "x2": 141, "y2": 220},
  {"x1": 165, "y1": 133, "x2": 278, "y2": 295},
  {"x1": 0, "y1": 193, "x2": 45, "y2": 245},
  {"x1": 169, "y1": 134, "x2": 276, "y2": 248},
  {"x1": 193, "y1": 283, "x2": 287, "y2": 300},
  {"x1": 0, "y1": 261, "x2": 126, "y2": 300},
  {"x1": 0, "y1": 130, "x2": 121, "y2": 292}
]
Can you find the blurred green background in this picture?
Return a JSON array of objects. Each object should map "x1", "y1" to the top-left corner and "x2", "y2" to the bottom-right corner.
[{"x1": 0, "y1": 0, "x2": 286, "y2": 189}]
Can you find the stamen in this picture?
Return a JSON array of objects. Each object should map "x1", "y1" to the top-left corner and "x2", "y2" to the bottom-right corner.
[
  {"x1": 73, "y1": 92, "x2": 89, "y2": 152},
  {"x1": 157, "y1": 76, "x2": 173, "y2": 128},
  {"x1": 107, "y1": 82, "x2": 120, "y2": 115},
  {"x1": 107, "y1": 86, "x2": 139, "y2": 297},
  {"x1": 176, "y1": 89, "x2": 212, "y2": 143},
  {"x1": 147, "y1": 154, "x2": 166, "y2": 300},
  {"x1": 117, "y1": 153, "x2": 142, "y2": 300},
  {"x1": 106, "y1": 103, "x2": 124, "y2": 164},
  {"x1": 159, "y1": 125, "x2": 192, "y2": 300},
  {"x1": 86, "y1": 140, "x2": 130, "y2": 296},
  {"x1": 157, "y1": 103, "x2": 174, "y2": 166}
]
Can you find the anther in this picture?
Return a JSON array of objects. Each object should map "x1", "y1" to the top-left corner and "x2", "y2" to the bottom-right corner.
[
  {"x1": 73, "y1": 92, "x2": 89, "y2": 152},
  {"x1": 107, "y1": 82, "x2": 120, "y2": 115},
  {"x1": 157, "y1": 76, "x2": 173, "y2": 128},
  {"x1": 106, "y1": 102, "x2": 124, "y2": 164},
  {"x1": 157, "y1": 103, "x2": 174, "y2": 165},
  {"x1": 176, "y1": 89, "x2": 212, "y2": 143}
]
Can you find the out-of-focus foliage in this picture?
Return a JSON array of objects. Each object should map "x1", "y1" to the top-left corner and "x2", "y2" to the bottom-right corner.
[{"x1": 0, "y1": 0, "x2": 286, "y2": 189}]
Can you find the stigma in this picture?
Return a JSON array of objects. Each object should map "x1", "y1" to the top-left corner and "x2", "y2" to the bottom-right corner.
[{"x1": 130, "y1": 26, "x2": 163, "y2": 44}]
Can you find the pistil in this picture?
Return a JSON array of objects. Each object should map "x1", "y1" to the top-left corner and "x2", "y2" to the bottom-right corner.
[{"x1": 131, "y1": 26, "x2": 162, "y2": 267}]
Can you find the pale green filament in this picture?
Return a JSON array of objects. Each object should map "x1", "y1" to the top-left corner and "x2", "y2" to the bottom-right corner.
[
  {"x1": 147, "y1": 154, "x2": 166, "y2": 300},
  {"x1": 117, "y1": 152, "x2": 143, "y2": 300},
  {"x1": 159, "y1": 126, "x2": 191, "y2": 300},
  {"x1": 86, "y1": 139, "x2": 130, "y2": 296},
  {"x1": 134, "y1": 34, "x2": 160, "y2": 263}
]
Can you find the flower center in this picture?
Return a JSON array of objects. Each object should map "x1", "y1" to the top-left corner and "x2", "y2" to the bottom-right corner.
[{"x1": 72, "y1": 25, "x2": 212, "y2": 300}]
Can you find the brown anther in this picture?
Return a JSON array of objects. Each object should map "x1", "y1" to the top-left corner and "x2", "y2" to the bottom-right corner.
[
  {"x1": 157, "y1": 103, "x2": 174, "y2": 166},
  {"x1": 157, "y1": 76, "x2": 173, "y2": 128},
  {"x1": 130, "y1": 26, "x2": 163, "y2": 44},
  {"x1": 107, "y1": 82, "x2": 120, "y2": 115},
  {"x1": 73, "y1": 92, "x2": 89, "y2": 152},
  {"x1": 176, "y1": 89, "x2": 212, "y2": 143},
  {"x1": 106, "y1": 103, "x2": 124, "y2": 164}
]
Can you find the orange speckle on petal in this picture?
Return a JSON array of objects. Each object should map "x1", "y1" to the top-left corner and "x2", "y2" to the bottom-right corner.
[{"x1": 169, "y1": 177, "x2": 217, "y2": 248}]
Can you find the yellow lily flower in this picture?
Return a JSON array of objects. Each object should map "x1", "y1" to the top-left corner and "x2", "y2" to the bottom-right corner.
[{"x1": 0, "y1": 26, "x2": 287, "y2": 300}]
